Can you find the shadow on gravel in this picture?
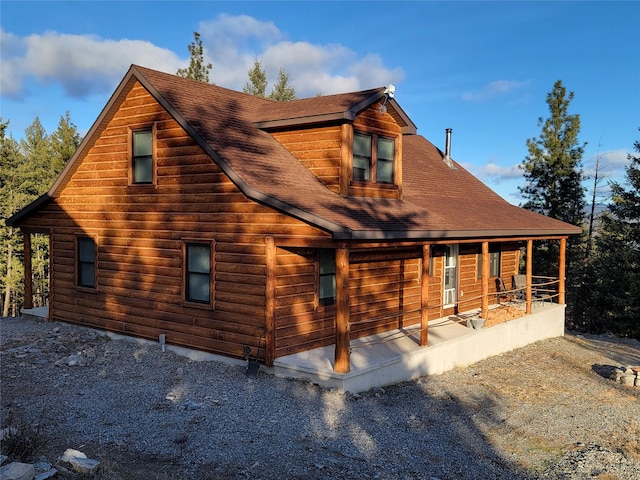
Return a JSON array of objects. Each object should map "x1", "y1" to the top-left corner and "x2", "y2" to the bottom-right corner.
[
  {"x1": 1, "y1": 318, "x2": 541, "y2": 480},
  {"x1": 592, "y1": 363, "x2": 617, "y2": 379},
  {"x1": 567, "y1": 332, "x2": 640, "y2": 367}
]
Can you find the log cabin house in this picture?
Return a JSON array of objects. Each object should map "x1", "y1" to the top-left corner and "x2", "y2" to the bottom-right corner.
[{"x1": 7, "y1": 65, "x2": 581, "y2": 374}]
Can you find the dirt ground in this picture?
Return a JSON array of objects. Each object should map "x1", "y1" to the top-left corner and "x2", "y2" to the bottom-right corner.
[{"x1": 2, "y1": 315, "x2": 640, "y2": 479}]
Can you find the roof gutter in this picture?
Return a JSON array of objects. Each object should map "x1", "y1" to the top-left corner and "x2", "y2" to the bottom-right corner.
[{"x1": 336, "y1": 226, "x2": 582, "y2": 241}]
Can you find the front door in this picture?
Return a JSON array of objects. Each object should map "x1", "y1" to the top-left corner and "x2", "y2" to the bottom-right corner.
[{"x1": 443, "y1": 244, "x2": 458, "y2": 308}]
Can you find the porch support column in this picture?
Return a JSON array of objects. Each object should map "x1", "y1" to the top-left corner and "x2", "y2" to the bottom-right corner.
[
  {"x1": 23, "y1": 233, "x2": 33, "y2": 310},
  {"x1": 265, "y1": 236, "x2": 276, "y2": 366},
  {"x1": 558, "y1": 237, "x2": 567, "y2": 305},
  {"x1": 334, "y1": 247, "x2": 350, "y2": 373},
  {"x1": 481, "y1": 241, "x2": 489, "y2": 319},
  {"x1": 420, "y1": 244, "x2": 430, "y2": 346},
  {"x1": 526, "y1": 239, "x2": 533, "y2": 314}
]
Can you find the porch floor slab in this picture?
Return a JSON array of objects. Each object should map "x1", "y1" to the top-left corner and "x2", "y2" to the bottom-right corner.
[{"x1": 266, "y1": 302, "x2": 564, "y2": 393}]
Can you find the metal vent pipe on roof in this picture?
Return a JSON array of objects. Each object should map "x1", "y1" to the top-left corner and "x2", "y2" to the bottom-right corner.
[{"x1": 443, "y1": 128, "x2": 455, "y2": 168}]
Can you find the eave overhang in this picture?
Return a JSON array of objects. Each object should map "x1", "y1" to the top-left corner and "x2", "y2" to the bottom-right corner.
[
  {"x1": 253, "y1": 94, "x2": 417, "y2": 135},
  {"x1": 333, "y1": 227, "x2": 582, "y2": 241},
  {"x1": 5, "y1": 194, "x2": 53, "y2": 227}
]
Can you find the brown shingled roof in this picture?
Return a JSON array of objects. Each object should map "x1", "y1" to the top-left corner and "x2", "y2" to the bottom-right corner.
[{"x1": 7, "y1": 65, "x2": 581, "y2": 239}]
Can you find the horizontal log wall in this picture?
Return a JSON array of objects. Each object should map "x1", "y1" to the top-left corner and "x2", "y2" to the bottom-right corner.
[
  {"x1": 349, "y1": 254, "x2": 421, "y2": 337},
  {"x1": 270, "y1": 126, "x2": 342, "y2": 193},
  {"x1": 21, "y1": 81, "x2": 330, "y2": 361},
  {"x1": 274, "y1": 247, "x2": 335, "y2": 358}
]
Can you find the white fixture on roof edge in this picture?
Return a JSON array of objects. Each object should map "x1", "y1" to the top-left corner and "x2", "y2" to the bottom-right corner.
[{"x1": 379, "y1": 84, "x2": 395, "y2": 113}]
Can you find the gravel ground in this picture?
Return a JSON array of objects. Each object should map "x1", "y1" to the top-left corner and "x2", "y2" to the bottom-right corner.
[{"x1": 1, "y1": 315, "x2": 640, "y2": 480}]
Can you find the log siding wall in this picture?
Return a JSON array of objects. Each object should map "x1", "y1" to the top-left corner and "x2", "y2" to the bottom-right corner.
[
  {"x1": 269, "y1": 103, "x2": 402, "y2": 199},
  {"x1": 20, "y1": 82, "x2": 331, "y2": 361},
  {"x1": 18, "y1": 80, "x2": 526, "y2": 365}
]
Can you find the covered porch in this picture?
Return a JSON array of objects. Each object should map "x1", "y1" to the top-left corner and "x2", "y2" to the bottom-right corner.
[
  {"x1": 314, "y1": 237, "x2": 568, "y2": 375},
  {"x1": 267, "y1": 301, "x2": 565, "y2": 393}
]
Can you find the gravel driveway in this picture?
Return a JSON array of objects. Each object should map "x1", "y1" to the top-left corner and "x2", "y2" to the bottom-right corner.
[{"x1": 2, "y1": 315, "x2": 639, "y2": 479}]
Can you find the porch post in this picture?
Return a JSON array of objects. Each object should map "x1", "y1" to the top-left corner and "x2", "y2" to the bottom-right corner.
[
  {"x1": 334, "y1": 247, "x2": 350, "y2": 373},
  {"x1": 23, "y1": 233, "x2": 33, "y2": 310},
  {"x1": 481, "y1": 241, "x2": 489, "y2": 319},
  {"x1": 558, "y1": 237, "x2": 567, "y2": 305},
  {"x1": 265, "y1": 236, "x2": 276, "y2": 366},
  {"x1": 526, "y1": 239, "x2": 533, "y2": 314},
  {"x1": 420, "y1": 244, "x2": 430, "y2": 346}
]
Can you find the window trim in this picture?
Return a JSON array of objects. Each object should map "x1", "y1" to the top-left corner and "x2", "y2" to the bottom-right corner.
[
  {"x1": 75, "y1": 234, "x2": 97, "y2": 291},
  {"x1": 317, "y1": 249, "x2": 336, "y2": 307},
  {"x1": 129, "y1": 124, "x2": 156, "y2": 186},
  {"x1": 351, "y1": 130, "x2": 397, "y2": 185},
  {"x1": 477, "y1": 244, "x2": 501, "y2": 279},
  {"x1": 182, "y1": 240, "x2": 215, "y2": 310}
]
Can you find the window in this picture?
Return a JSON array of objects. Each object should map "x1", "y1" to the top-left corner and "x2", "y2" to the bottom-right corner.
[
  {"x1": 77, "y1": 236, "x2": 96, "y2": 288},
  {"x1": 377, "y1": 137, "x2": 395, "y2": 183},
  {"x1": 353, "y1": 133, "x2": 372, "y2": 181},
  {"x1": 318, "y1": 249, "x2": 336, "y2": 305},
  {"x1": 352, "y1": 132, "x2": 395, "y2": 184},
  {"x1": 132, "y1": 129, "x2": 153, "y2": 184},
  {"x1": 489, "y1": 246, "x2": 501, "y2": 277},
  {"x1": 443, "y1": 245, "x2": 458, "y2": 307},
  {"x1": 186, "y1": 243, "x2": 211, "y2": 304},
  {"x1": 477, "y1": 244, "x2": 501, "y2": 278}
]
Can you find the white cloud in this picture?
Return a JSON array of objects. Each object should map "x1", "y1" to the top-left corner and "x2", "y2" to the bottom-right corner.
[
  {"x1": 1, "y1": 14, "x2": 403, "y2": 101},
  {"x1": 1, "y1": 28, "x2": 182, "y2": 99},
  {"x1": 198, "y1": 15, "x2": 403, "y2": 97},
  {"x1": 461, "y1": 80, "x2": 528, "y2": 102},
  {"x1": 583, "y1": 148, "x2": 631, "y2": 181},
  {"x1": 462, "y1": 160, "x2": 523, "y2": 182},
  {"x1": 482, "y1": 162, "x2": 523, "y2": 180}
]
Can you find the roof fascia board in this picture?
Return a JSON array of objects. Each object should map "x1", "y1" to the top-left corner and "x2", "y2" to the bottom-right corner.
[
  {"x1": 5, "y1": 194, "x2": 52, "y2": 227},
  {"x1": 253, "y1": 112, "x2": 356, "y2": 130},
  {"x1": 336, "y1": 227, "x2": 582, "y2": 241},
  {"x1": 388, "y1": 98, "x2": 417, "y2": 135},
  {"x1": 9, "y1": 66, "x2": 141, "y2": 226},
  {"x1": 253, "y1": 90, "x2": 389, "y2": 130},
  {"x1": 49, "y1": 67, "x2": 139, "y2": 197}
]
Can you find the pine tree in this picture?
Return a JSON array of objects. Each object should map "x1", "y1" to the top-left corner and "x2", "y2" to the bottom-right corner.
[
  {"x1": 269, "y1": 67, "x2": 296, "y2": 102},
  {"x1": 50, "y1": 111, "x2": 81, "y2": 176},
  {"x1": 243, "y1": 59, "x2": 268, "y2": 97},
  {"x1": 580, "y1": 130, "x2": 640, "y2": 339},
  {"x1": 519, "y1": 80, "x2": 587, "y2": 291},
  {"x1": 0, "y1": 119, "x2": 27, "y2": 316},
  {"x1": 176, "y1": 32, "x2": 212, "y2": 83},
  {"x1": 20, "y1": 117, "x2": 52, "y2": 197}
]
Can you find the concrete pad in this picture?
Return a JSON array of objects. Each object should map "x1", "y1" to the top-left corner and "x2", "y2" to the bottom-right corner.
[{"x1": 268, "y1": 303, "x2": 565, "y2": 393}]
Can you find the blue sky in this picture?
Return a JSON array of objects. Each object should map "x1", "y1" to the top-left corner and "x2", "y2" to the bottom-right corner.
[{"x1": 2, "y1": 1, "x2": 639, "y2": 204}]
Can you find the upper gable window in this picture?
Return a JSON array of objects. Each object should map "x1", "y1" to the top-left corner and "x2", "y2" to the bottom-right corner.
[
  {"x1": 132, "y1": 129, "x2": 153, "y2": 184},
  {"x1": 353, "y1": 132, "x2": 395, "y2": 184}
]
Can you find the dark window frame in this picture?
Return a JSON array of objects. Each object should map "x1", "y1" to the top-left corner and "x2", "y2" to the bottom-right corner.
[
  {"x1": 352, "y1": 131, "x2": 396, "y2": 185},
  {"x1": 130, "y1": 126, "x2": 155, "y2": 186},
  {"x1": 477, "y1": 244, "x2": 501, "y2": 279},
  {"x1": 183, "y1": 240, "x2": 214, "y2": 309},
  {"x1": 317, "y1": 249, "x2": 336, "y2": 307},
  {"x1": 76, "y1": 235, "x2": 97, "y2": 290}
]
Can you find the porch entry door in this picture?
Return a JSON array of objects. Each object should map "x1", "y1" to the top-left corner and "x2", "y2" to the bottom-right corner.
[{"x1": 443, "y1": 244, "x2": 458, "y2": 308}]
